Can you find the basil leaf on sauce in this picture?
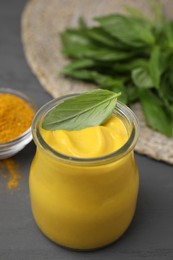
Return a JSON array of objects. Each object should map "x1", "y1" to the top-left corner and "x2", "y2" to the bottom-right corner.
[{"x1": 42, "y1": 89, "x2": 121, "y2": 131}]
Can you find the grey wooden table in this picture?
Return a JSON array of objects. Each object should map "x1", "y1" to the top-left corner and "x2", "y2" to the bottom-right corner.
[{"x1": 0, "y1": 0, "x2": 173, "y2": 259}]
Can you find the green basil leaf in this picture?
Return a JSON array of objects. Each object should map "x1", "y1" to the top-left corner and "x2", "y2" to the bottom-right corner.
[
  {"x1": 148, "y1": 46, "x2": 161, "y2": 88},
  {"x1": 159, "y1": 73, "x2": 173, "y2": 105},
  {"x1": 139, "y1": 90, "x2": 173, "y2": 137},
  {"x1": 60, "y1": 29, "x2": 91, "y2": 49},
  {"x1": 95, "y1": 14, "x2": 155, "y2": 47},
  {"x1": 83, "y1": 48, "x2": 134, "y2": 61},
  {"x1": 62, "y1": 69, "x2": 94, "y2": 80},
  {"x1": 86, "y1": 27, "x2": 126, "y2": 49},
  {"x1": 162, "y1": 21, "x2": 173, "y2": 48},
  {"x1": 132, "y1": 66, "x2": 153, "y2": 88},
  {"x1": 90, "y1": 72, "x2": 128, "y2": 103},
  {"x1": 42, "y1": 89, "x2": 121, "y2": 130},
  {"x1": 126, "y1": 83, "x2": 139, "y2": 104},
  {"x1": 63, "y1": 45, "x2": 134, "y2": 61},
  {"x1": 61, "y1": 59, "x2": 96, "y2": 74},
  {"x1": 113, "y1": 59, "x2": 147, "y2": 73}
]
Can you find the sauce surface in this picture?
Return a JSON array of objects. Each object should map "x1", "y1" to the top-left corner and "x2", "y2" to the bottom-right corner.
[{"x1": 41, "y1": 115, "x2": 128, "y2": 158}]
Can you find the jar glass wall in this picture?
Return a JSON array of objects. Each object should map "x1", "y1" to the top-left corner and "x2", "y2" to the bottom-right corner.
[{"x1": 30, "y1": 94, "x2": 139, "y2": 250}]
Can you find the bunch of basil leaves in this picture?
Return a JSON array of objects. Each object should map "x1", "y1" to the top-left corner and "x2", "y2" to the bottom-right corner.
[{"x1": 60, "y1": 4, "x2": 173, "y2": 137}]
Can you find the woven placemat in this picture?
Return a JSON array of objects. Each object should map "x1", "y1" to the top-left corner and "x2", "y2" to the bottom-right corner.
[{"x1": 21, "y1": 0, "x2": 173, "y2": 164}]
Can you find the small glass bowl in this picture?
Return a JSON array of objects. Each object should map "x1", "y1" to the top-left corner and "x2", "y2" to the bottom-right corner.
[{"x1": 0, "y1": 88, "x2": 35, "y2": 159}]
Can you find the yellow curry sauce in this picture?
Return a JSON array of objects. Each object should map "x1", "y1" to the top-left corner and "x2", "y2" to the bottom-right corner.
[{"x1": 41, "y1": 115, "x2": 128, "y2": 158}]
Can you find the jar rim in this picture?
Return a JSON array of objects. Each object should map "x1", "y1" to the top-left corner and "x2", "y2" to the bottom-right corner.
[{"x1": 32, "y1": 94, "x2": 139, "y2": 165}]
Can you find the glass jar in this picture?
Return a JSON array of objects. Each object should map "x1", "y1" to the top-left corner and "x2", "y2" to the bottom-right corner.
[{"x1": 30, "y1": 94, "x2": 139, "y2": 250}]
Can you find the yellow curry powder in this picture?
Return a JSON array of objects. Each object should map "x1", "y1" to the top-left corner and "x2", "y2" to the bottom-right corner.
[
  {"x1": 0, "y1": 93, "x2": 34, "y2": 143},
  {"x1": 0, "y1": 159, "x2": 21, "y2": 189}
]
